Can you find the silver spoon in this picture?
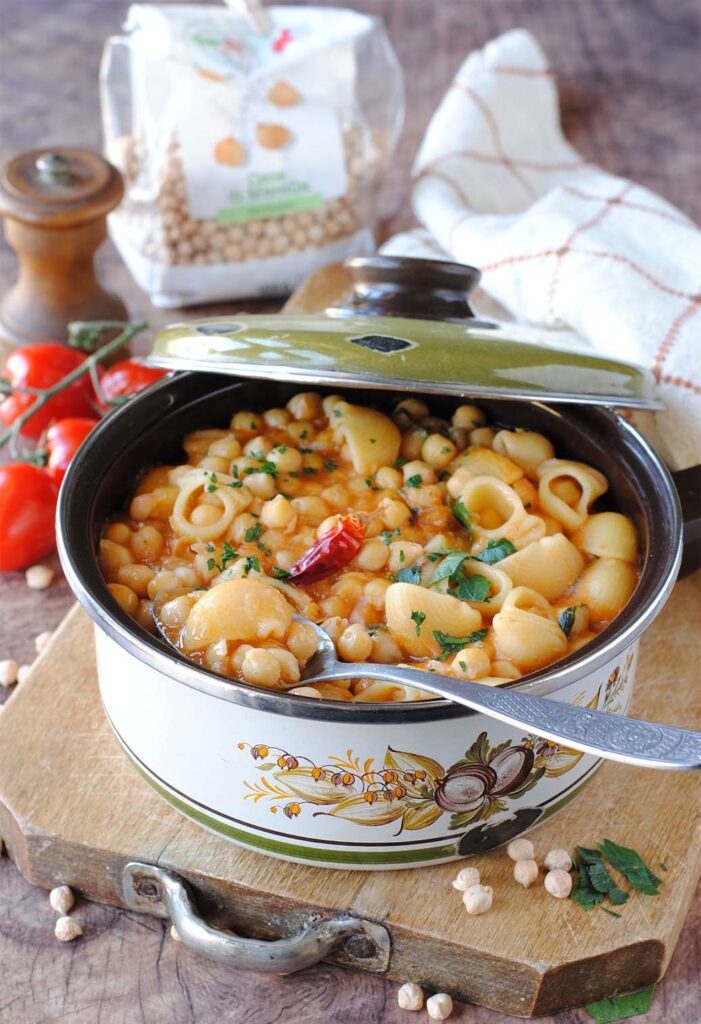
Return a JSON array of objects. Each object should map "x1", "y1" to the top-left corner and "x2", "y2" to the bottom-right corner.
[
  {"x1": 156, "y1": 611, "x2": 701, "y2": 771},
  {"x1": 295, "y1": 618, "x2": 701, "y2": 772}
]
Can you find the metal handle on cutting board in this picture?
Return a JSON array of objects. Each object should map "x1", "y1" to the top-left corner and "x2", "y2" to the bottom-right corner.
[{"x1": 122, "y1": 862, "x2": 390, "y2": 974}]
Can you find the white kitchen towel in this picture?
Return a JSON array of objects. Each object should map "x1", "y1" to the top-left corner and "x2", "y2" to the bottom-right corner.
[{"x1": 382, "y1": 28, "x2": 701, "y2": 470}]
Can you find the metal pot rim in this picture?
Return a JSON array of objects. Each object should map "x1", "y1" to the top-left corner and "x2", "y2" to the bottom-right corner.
[{"x1": 57, "y1": 374, "x2": 682, "y2": 725}]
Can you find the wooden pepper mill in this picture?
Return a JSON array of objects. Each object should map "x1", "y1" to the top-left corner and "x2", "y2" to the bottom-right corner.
[{"x1": 0, "y1": 146, "x2": 128, "y2": 348}]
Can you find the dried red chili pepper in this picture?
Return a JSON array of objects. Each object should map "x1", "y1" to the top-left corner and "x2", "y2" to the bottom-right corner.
[{"x1": 288, "y1": 514, "x2": 365, "y2": 585}]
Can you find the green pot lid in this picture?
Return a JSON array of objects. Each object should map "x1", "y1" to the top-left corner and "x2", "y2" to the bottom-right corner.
[{"x1": 148, "y1": 313, "x2": 661, "y2": 409}]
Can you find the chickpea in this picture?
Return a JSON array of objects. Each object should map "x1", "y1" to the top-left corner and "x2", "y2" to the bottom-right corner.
[
  {"x1": 544, "y1": 868, "x2": 573, "y2": 899},
  {"x1": 136, "y1": 599, "x2": 157, "y2": 633},
  {"x1": 273, "y1": 549, "x2": 296, "y2": 571},
  {"x1": 452, "y1": 866, "x2": 481, "y2": 891},
  {"x1": 290, "y1": 495, "x2": 331, "y2": 524},
  {"x1": 337, "y1": 623, "x2": 373, "y2": 662},
  {"x1": 422, "y1": 434, "x2": 458, "y2": 470},
  {"x1": 375, "y1": 465, "x2": 402, "y2": 490},
  {"x1": 462, "y1": 883, "x2": 493, "y2": 915},
  {"x1": 260, "y1": 494, "x2": 297, "y2": 530},
  {"x1": 160, "y1": 594, "x2": 197, "y2": 628},
  {"x1": 317, "y1": 514, "x2": 342, "y2": 538},
  {"x1": 322, "y1": 394, "x2": 344, "y2": 419},
  {"x1": 268, "y1": 445, "x2": 302, "y2": 473},
  {"x1": 267, "y1": 647, "x2": 301, "y2": 684},
  {"x1": 320, "y1": 595, "x2": 347, "y2": 618},
  {"x1": 470, "y1": 426, "x2": 495, "y2": 448},
  {"x1": 245, "y1": 472, "x2": 276, "y2": 499},
  {"x1": 287, "y1": 621, "x2": 319, "y2": 664},
  {"x1": 370, "y1": 630, "x2": 403, "y2": 664},
  {"x1": 514, "y1": 859, "x2": 539, "y2": 888},
  {"x1": 321, "y1": 484, "x2": 351, "y2": 509},
  {"x1": 402, "y1": 460, "x2": 436, "y2": 486},
  {"x1": 230, "y1": 643, "x2": 254, "y2": 672},
  {"x1": 263, "y1": 408, "x2": 291, "y2": 428},
  {"x1": 394, "y1": 397, "x2": 429, "y2": 422},
  {"x1": 131, "y1": 525, "x2": 164, "y2": 562},
  {"x1": 354, "y1": 538, "x2": 389, "y2": 571},
  {"x1": 190, "y1": 504, "x2": 223, "y2": 527},
  {"x1": 147, "y1": 569, "x2": 183, "y2": 599},
  {"x1": 207, "y1": 436, "x2": 241, "y2": 459},
  {"x1": 507, "y1": 838, "x2": 535, "y2": 861},
  {"x1": 104, "y1": 522, "x2": 132, "y2": 545},
  {"x1": 241, "y1": 648, "x2": 282, "y2": 687},
  {"x1": 380, "y1": 498, "x2": 412, "y2": 530},
  {"x1": 287, "y1": 392, "x2": 323, "y2": 421},
  {"x1": 204, "y1": 639, "x2": 230, "y2": 674},
  {"x1": 452, "y1": 404, "x2": 485, "y2": 429},
  {"x1": 243, "y1": 436, "x2": 273, "y2": 458},
  {"x1": 364, "y1": 577, "x2": 391, "y2": 610},
  {"x1": 447, "y1": 425, "x2": 471, "y2": 451},
  {"x1": 401, "y1": 427, "x2": 428, "y2": 461},
  {"x1": 426, "y1": 993, "x2": 454, "y2": 1021},
  {"x1": 108, "y1": 582, "x2": 138, "y2": 615},
  {"x1": 397, "y1": 983, "x2": 424, "y2": 1011},
  {"x1": 198, "y1": 456, "x2": 230, "y2": 474},
  {"x1": 100, "y1": 539, "x2": 132, "y2": 576},
  {"x1": 286, "y1": 420, "x2": 316, "y2": 445},
  {"x1": 231, "y1": 411, "x2": 264, "y2": 436},
  {"x1": 451, "y1": 647, "x2": 491, "y2": 679},
  {"x1": 388, "y1": 541, "x2": 424, "y2": 572},
  {"x1": 116, "y1": 563, "x2": 155, "y2": 597},
  {"x1": 544, "y1": 848, "x2": 573, "y2": 872},
  {"x1": 407, "y1": 484, "x2": 444, "y2": 509}
]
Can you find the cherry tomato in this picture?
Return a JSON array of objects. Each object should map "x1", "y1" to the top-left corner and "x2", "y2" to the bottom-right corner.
[
  {"x1": 99, "y1": 359, "x2": 167, "y2": 405},
  {"x1": 0, "y1": 344, "x2": 97, "y2": 440},
  {"x1": 0, "y1": 462, "x2": 59, "y2": 571},
  {"x1": 288, "y1": 514, "x2": 366, "y2": 585},
  {"x1": 45, "y1": 417, "x2": 100, "y2": 484}
]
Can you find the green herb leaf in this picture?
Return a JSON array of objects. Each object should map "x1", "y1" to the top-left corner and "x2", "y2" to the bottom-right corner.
[
  {"x1": 205, "y1": 472, "x2": 218, "y2": 492},
  {"x1": 243, "y1": 555, "x2": 260, "y2": 576},
  {"x1": 244, "y1": 523, "x2": 264, "y2": 543},
  {"x1": 324, "y1": 460, "x2": 338, "y2": 472},
  {"x1": 559, "y1": 604, "x2": 582, "y2": 637},
  {"x1": 450, "y1": 495, "x2": 473, "y2": 538},
  {"x1": 472, "y1": 538, "x2": 517, "y2": 564},
  {"x1": 302, "y1": 466, "x2": 318, "y2": 475},
  {"x1": 405, "y1": 474, "x2": 422, "y2": 488},
  {"x1": 380, "y1": 528, "x2": 401, "y2": 545},
  {"x1": 429, "y1": 551, "x2": 469, "y2": 587},
  {"x1": 221, "y1": 542, "x2": 238, "y2": 568},
  {"x1": 455, "y1": 574, "x2": 491, "y2": 602},
  {"x1": 397, "y1": 565, "x2": 422, "y2": 585},
  {"x1": 599, "y1": 839, "x2": 662, "y2": 895},
  {"x1": 272, "y1": 566, "x2": 291, "y2": 579},
  {"x1": 433, "y1": 629, "x2": 488, "y2": 660},
  {"x1": 585, "y1": 985, "x2": 656, "y2": 1024},
  {"x1": 410, "y1": 610, "x2": 426, "y2": 636}
]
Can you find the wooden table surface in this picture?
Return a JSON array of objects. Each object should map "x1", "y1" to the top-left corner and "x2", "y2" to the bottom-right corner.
[{"x1": 1, "y1": 2, "x2": 699, "y2": 1022}]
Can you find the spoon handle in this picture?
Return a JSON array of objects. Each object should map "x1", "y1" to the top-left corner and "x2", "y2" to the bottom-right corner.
[{"x1": 306, "y1": 663, "x2": 701, "y2": 770}]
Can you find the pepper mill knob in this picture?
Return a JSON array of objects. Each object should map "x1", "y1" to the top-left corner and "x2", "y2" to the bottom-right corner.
[{"x1": 0, "y1": 146, "x2": 128, "y2": 347}]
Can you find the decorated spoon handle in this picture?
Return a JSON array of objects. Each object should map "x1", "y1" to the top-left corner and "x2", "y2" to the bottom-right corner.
[{"x1": 307, "y1": 662, "x2": 701, "y2": 771}]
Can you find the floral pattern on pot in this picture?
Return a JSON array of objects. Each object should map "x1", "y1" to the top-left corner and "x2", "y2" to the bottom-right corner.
[{"x1": 239, "y1": 692, "x2": 600, "y2": 835}]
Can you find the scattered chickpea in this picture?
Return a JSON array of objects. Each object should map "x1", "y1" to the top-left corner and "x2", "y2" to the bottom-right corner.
[
  {"x1": 462, "y1": 883, "x2": 493, "y2": 915},
  {"x1": 287, "y1": 685, "x2": 323, "y2": 698},
  {"x1": 54, "y1": 916, "x2": 82, "y2": 942},
  {"x1": 544, "y1": 868, "x2": 573, "y2": 899},
  {"x1": 337, "y1": 623, "x2": 372, "y2": 663},
  {"x1": 514, "y1": 859, "x2": 539, "y2": 888},
  {"x1": 397, "y1": 981, "x2": 424, "y2": 1011},
  {"x1": 421, "y1": 434, "x2": 457, "y2": 470},
  {"x1": 17, "y1": 665, "x2": 32, "y2": 686},
  {"x1": 25, "y1": 564, "x2": 54, "y2": 590},
  {"x1": 241, "y1": 648, "x2": 281, "y2": 687},
  {"x1": 507, "y1": 838, "x2": 535, "y2": 861},
  {"x1": 426, "y1": 992, "x2": 454, "y2": 1021},
  {"x1": 451, "y1": 866, "x2": 481, "y2": 891},
  {"x1": 49, "y1": 885, "x2": 75, "y2": 915},
  {"x1": 0, "y1": 659, "x2": 18, "y2": 688},
  {"x1": 544, "y1": 848, "x2": 573, "y2": 872}
]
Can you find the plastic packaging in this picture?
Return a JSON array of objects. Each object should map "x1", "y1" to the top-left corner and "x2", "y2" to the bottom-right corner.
[{"x1": 100, "y1": 4, "x2": 404, "y2": 307}]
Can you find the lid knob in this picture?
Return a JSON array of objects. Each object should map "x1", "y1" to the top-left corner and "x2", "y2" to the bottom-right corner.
[{"x1": 327, "y1": 255, "x2": 482, "y2": 322}]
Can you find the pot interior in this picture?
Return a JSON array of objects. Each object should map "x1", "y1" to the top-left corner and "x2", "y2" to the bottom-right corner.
[{"x1": 58, "y1": 372, "x2": 680, "y2": 721}]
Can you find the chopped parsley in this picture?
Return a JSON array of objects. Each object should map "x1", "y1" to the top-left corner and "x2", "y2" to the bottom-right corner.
[
  {"x1": 333, "y1": 408, "x2": 342, "y2": 418},
  {"x1": 380, "y1": 528, "x2": 401, "y2": 545},
  {"x1": 433, "y1": 629, "x2": 489, "y2": 660},
  {"x1": 396, "y1": 564, "x2": 422, "y2": 585},
  {"x1": 428, "y1": 552, "x2": 491, "y2": 603},
  {"x1": 405, "y1": 474, "x2": 422, "y2": 488},
  {"x1": 205, "y1": 541, "x2": 238, "y2": 573},
  {"x1": 243, "y1": 555, "x2": 261, "y2": 576},
  {"x1": 324, "y1": 460, "x2": 338, "y2": 472},
  {"x1": 205, "y1": 472, "x2": 218, "y2": 493},
  {"x1": 410, "y1": 610, "x2": 426, "y2": 636},
  {"x1": 558, "y1": 604, "x2": 583, "y2": 637},
  {"x1": 570, "y1": 839, "x2": 663, "y2": 916},
  {"x1": 450, "y1": 495, "x2": 472, "y2": 537},
  {"x1": 472, "y1": 538, "x2": 517, "y2": 563},
  {"x1": 395, "y1": 456, "x2": 407, "y2": 468},
  {"x1": 272, "y1": 566, "x2": 291, "y2": 579},
  {"x1": 598, "y1": 839, "x2": 662, "y2": 895},
  {"x1": 244, "y1": 523, "x2": 264, "y2": 543},
  {"x1": 243, "y1": 459, "x2": 278, "y2": 478},
  {"x1": 302, "y1": 466, "x2": 318, "y2": 475}
]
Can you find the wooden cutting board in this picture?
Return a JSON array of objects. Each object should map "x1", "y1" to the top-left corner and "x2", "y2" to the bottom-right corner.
[{"x1": 0, "y1": 264, "x2": 700, "y2": 1017}]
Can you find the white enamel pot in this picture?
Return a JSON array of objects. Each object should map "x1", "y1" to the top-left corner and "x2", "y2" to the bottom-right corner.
[{"x1": 57, "y1": 373, "x2": 684, "y2": 870}]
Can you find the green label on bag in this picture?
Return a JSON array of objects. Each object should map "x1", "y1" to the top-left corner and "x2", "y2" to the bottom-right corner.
[{"x1": 217, "y1": 192, "x2": 324, "y2": 224}]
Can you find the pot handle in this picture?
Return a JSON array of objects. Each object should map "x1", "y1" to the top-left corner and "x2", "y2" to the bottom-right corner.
[
  {"x1": 122, "y1": 862, "x2": 390, "y2": 974},
  {"x1": 672, "y1": 465, "x2": 701, "y2": 578}
]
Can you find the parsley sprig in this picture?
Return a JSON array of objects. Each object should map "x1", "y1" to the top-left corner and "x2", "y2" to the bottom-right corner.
[{"x1": 433, "y1": 629, "x2": 488, "y2": 660}]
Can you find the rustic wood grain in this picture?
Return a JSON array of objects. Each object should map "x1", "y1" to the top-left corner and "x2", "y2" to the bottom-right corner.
[{"x1": 1, "y1": 1, "x2": 700, "y2": 1022}]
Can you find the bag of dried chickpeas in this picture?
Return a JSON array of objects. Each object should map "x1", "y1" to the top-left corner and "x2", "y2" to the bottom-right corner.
[{"x1": 100, "y1": 3, "x2": 404, "y2": 307}]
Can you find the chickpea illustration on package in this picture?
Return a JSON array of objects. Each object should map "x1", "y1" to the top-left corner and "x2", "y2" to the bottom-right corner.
[{"x1": 100, "y1": 4, "x2": 404, "y2": 306}]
